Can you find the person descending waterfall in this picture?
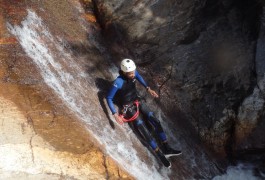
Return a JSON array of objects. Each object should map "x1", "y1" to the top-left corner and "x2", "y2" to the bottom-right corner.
[{"x1": 106, "y1": 59, "x2": 181, "y2": 168}]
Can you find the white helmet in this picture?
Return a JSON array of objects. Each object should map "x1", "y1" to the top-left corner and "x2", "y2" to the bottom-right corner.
[{"x1": 120, "y1": 59, "x2": 136, "y2": 72}]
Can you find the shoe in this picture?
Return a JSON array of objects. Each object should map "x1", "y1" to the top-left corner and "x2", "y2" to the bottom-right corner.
[
  {"x1": 164, "y1": 149, "x2": 182, "y2": 158},
  {"x1": 156, "y1": 149, "x2": 171, "y2": 168},
  {"x1": 162, "y1": 143, "x2": 182, "y2": 158}
]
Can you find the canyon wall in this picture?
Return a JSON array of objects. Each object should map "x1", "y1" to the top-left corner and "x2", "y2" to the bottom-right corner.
[
  {"x1": 1, "y1": 0, "x2": 265, "y2": 179},
  {"x1": 92, "y1": 0, "x2": 265, "y2": 159}
]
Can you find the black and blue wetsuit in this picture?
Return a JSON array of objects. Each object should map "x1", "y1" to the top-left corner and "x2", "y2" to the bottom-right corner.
[
  {"x1": 106, "y1": 70, "x2": 147, "y2": 113},
  {"x1": 106, "y1": 70, "x2": 168, "y2": 150}
]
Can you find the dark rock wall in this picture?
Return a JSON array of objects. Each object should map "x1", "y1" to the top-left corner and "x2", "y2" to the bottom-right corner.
[
  {"x1": 92, "y1": 0, "x2": 265, "y2": 157},
  {"x1": 235, "y1": 6, "x2": 265, "y2": 169}
]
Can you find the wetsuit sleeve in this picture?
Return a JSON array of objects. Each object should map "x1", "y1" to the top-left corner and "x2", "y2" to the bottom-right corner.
[
  {"x1": 135, "y1": 70, "x2": 148, "y2": 88},
  {"x1": 106, "y1": 78, "x2": 123, "y2": 114}
]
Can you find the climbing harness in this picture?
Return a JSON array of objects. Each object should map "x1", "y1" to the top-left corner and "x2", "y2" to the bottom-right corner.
[{"x1": 118, "y1": 100, "x2": 140, "y2": 124}]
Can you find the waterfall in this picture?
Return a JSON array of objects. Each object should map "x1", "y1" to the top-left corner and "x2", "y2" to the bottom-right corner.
[{"x1": 7, "y1": 9, "x2": 168, "y2": 180}]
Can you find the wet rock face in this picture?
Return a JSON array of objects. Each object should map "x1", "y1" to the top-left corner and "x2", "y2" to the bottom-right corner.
[
  {"x1": 93, "y1": 0, "x2": 207, "y2": 60},
  {"x1": 96, "y1": 0, "x2": 205, "y2": 42},
  {"x1": 0, "y1": 0, "x2": 131, "y2": 179},
  {"x1": 236, "y1": 7, "x2": 265, "y2": 155},
  {"x1": 93, "y1": 0, "x2": 264, "y2": 155}
]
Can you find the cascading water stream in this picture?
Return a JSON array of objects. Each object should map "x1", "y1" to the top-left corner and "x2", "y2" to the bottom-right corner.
[
  {"x1": 7, "y1": 9, "x2": 167, "y2": 180},
  {"x1": 213, "y1": 163, "x2": 263, "y2": 180}
]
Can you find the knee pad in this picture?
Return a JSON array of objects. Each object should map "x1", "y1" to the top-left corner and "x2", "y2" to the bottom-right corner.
[{"x1": 136, "y1": 119, "x2": 143, "y2": 126}]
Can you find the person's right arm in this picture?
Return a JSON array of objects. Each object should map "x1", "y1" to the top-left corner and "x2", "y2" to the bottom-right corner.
[{"x1": 106, "y1": 78, "x2": 124, "y2": 124}]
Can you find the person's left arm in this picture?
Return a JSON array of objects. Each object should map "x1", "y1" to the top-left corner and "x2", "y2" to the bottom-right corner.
[{"x1": 135, "y1": 70, "x2": 159, "y2": 98}]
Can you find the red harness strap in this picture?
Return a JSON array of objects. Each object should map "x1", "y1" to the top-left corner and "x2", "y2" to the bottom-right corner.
[{"x1": 119, "y1": 100, "x2": 140, "y2": 123}]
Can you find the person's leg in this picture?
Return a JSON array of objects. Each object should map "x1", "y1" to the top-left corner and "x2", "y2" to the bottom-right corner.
[
  {"x1": 126, "y1": 106, "x2": 158, "y2": 151},
  {"x1": 139, "y1": 101, "x2": 182, "y2": 157},
  {"x1": 133, "y1": 118, "x2": 171, "y2": 167},
  {"x1": 139, "y1": 101, "x2": 167, "y2": 143},
  {"x1": 126, "y1": 106, "x2": 171, "y2": 167},
  {"x1": 133, "y1": 119, "x2": 157, "y2": 150}
]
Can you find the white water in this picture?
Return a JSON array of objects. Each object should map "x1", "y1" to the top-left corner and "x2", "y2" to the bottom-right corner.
[
  {"x1": 7, "y1": 10, "x2": 168, "y2": 180},
  {"x1": 213, "y1": 164, "x2": 262, "y2": 180}
]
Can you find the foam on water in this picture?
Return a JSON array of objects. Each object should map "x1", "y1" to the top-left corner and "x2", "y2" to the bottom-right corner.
[
  {"x1": 7, "y1": 10, "x2": 168, "y2": 180},
  {"x1": 213, "y1": 164, "x2": 261, "y2": 180}
]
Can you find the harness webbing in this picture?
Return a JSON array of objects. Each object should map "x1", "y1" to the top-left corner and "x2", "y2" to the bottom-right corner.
[{"x1": 119, "y1": 100, "x2": 140, "y2": 123}]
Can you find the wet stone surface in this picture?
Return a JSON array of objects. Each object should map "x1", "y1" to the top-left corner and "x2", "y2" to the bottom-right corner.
[{"x1": 0, "y1": 0, "x2": 132, "y2": 179}]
